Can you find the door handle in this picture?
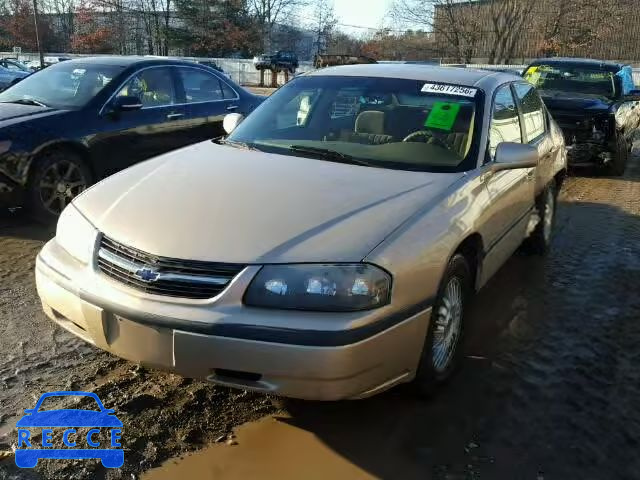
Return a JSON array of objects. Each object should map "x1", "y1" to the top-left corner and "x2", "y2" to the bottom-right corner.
[
  {"x1": 166, "y1": 113, "x2": 184, "y2": 120},
  {"x1": 526, "y1": 170, "x2": 535, "y2": 181},
  {"x1": 226, "y1": 105, "x2": 239, "y2": 111}
]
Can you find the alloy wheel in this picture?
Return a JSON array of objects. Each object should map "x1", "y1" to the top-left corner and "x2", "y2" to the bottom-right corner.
[
  {"x1": 432, "y1": 277, "x2": 464, "y2": 373},
  {"x1": 38, "y1": 160, "x2": 88, "y2": 214}
]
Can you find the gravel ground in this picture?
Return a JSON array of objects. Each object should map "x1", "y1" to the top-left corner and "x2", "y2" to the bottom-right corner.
[{"x1": 1, "y1": 151, "x2": 639, "y2": 479}]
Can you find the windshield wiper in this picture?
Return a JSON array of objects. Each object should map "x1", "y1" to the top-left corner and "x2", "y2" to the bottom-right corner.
[
  {"x1": 288, "y1": 145, "x2": 376, "y2": 167},
  {"x1": 213, "y1": 137, "x2": 259, "y2": 151},
  {"x1": 1, "y1": 98, "x2": 48, "y2": 108}
]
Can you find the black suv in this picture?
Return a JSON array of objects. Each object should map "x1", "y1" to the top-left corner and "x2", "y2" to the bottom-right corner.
[
  {"x1": 253, "y1": 51, "x2": 299, "y2": 73},
  {"x1": 524, "y1": 58, "x2": 640, "y2": 175}
]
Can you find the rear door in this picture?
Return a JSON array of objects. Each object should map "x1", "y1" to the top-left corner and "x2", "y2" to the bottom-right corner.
[
  {"x1": 513, "y1": 82, "x2": 556, "y2": 194},
  {"x1": 174, "y1": 67, "x2": 239, "y2": 144}
]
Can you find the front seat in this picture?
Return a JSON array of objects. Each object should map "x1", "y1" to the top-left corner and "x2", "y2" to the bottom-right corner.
[
  {"x1": 446, "y1": 132, "x2": 469, "y2": 158},
  {"x1": 346, "y1": 111, "x2": 394, "y2": 145}
]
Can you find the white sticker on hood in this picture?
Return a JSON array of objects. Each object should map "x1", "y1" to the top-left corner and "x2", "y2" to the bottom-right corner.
[{"x1": 421, "y1": 83, "x2": 478, "y2": 97}]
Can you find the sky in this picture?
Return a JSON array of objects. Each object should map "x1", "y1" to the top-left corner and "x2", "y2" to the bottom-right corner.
[{"x1": 333, "y1": 0, "x2": 394, "y2": 34}]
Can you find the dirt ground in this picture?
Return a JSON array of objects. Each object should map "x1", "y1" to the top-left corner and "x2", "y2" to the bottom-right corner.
[{"x1": 1, "y1": 150, "x2": 640, "y2": 479}]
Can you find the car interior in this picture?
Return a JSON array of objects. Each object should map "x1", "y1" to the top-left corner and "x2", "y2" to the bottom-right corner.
[{"x1": 306, "y1": 92, "x2": 476, "y2": 159}]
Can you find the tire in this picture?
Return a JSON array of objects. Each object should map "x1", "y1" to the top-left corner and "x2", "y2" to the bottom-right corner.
[
  {"x1": 522, "y1": 181, "x2": 557, "y2": 255},
  {"x1": 609, "y1": 134, "x2": 628, "y2": 176},
  {"x1": 28, "y1": 149, "x2": 92, "y2": 224},
  {"x1": 412, "y1": 254, "x2": 472, "y2": 397}
]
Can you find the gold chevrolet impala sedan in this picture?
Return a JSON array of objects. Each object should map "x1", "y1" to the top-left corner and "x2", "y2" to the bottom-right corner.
[{"x1": 36, "y1": 64, "x2": 567, "y2": 400}]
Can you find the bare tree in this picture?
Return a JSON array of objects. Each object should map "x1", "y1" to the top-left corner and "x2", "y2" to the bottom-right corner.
[
  {"x1": 249, "y1": 0, "x2": 307, "y2": 50},
  {"x1": 309, "y1": 0, "x2": 336, "y2": 57},
  {"x1": 485, "y1": 0, "x2": 535, "y2": 64},
  {"x1": 535, "y1": 0, "x2": 625, "y2": 58},
  {"x1": 392, "y1": 0, "x2": 486, "y2": 63}
]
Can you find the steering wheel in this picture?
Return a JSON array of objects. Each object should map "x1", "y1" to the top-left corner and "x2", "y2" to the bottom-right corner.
[{"x1": 402, "y1": 130, "x2": 449, "y2": 149}]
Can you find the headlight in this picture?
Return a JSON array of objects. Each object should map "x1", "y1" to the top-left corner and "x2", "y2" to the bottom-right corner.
[
  {"x1": 244, "y1": 264, "x2": 391, "y2": 312},
  {"x1": 56, "y1": 204, "x2": 97, "y2": 264}
]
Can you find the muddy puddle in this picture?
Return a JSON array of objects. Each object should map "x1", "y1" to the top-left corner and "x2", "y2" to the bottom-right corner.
[{"x1": 142, "y1": 415, "x2": 378, "y2": 480}]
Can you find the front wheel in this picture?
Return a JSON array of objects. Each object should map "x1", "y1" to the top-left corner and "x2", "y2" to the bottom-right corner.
[
  {"x1": 28, "y1": 150, "x2": 92, "y2": 223},
  {"x1": 413, "y1": 254, "x2": 472, "y2": 397}
]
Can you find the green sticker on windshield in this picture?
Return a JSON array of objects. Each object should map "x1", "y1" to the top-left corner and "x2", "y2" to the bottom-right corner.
[{"x1": 425, "y1": 102, "x2": 461, "y2": 131}]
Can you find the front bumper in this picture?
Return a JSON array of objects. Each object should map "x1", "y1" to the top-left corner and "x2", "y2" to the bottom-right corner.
[
  {"x1": 36, "y1": 240, "x2": 431, "y2": 400},
  {"x1": 566, "y1": 142, "x2": 613, "y2": 167}
]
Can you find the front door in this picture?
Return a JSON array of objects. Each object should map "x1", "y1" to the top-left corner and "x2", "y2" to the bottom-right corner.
[
  {"x1": 480, "y1": 82, "x2": 536, "y2": 283},
  {"x1": 89, "y1": 66, "x2": 187, "y2": 177}
]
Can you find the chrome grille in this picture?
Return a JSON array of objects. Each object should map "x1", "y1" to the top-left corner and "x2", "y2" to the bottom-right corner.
[{"x1": 97, "y1": 235, "x2": 245, "y2": 299}]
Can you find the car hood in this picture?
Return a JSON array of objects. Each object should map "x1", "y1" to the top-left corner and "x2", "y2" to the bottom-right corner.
[
  {"x1": 0, "y1": 103, "x2": 63, "y2": 125},
  {"x1": 74, "y1": 142, "x2": 463, "y2": 264},
  {"x1": 540, "y1": 91, "x2": 613, "y2": 115}
]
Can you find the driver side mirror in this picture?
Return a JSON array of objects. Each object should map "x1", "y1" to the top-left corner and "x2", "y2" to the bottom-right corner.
[
  {"x1": 492, "y1": 142, "x2": 538, "y2": 172},
  {"x1": 111, "y1": 95, "x2": 143, "y2": 112},
  {"x1": 223, "y1": 113, "x2": 244, "y2": 135}
]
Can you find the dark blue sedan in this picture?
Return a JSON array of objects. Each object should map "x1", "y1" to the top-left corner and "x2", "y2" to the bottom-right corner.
[{"x1": 0, "y1": 56, "x2": 265, "y2": 221}]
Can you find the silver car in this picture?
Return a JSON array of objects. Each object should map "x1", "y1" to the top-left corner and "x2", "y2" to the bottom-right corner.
[
  {"x1": 0, "y1": 60, "x2": 31, "y2": 89},
  {"x1": 36, "y1": 65, "x2": 567, "y2": 400}
]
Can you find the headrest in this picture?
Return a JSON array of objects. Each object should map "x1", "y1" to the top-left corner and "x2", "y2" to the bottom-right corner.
[{"x1": 355, "y1": 110, "x2": 385, "y2": 134}]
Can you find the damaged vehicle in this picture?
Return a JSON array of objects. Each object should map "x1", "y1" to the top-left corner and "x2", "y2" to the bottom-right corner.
[
  {"x1": 524, "y1": 58, "x2": 640, "y2": 175},
  {"x1": 36, "y1": 65, "x2": 566, "y2": 401}
]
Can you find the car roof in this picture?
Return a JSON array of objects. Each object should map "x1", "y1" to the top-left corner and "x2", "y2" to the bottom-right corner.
[
  {"x1": 306, "y1": 63, "x2": 521, "y2": 90},
  {"x1": 528, "y1": 57, "x2": 625, "y2": 71},
  {"x1": 63, "y1": 55, "x2": 202, "y2": 68}
]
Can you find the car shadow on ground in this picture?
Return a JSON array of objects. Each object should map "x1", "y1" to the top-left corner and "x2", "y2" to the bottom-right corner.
[{"x1": 0, "y1": 209, "x2": 55, "y2": 242}]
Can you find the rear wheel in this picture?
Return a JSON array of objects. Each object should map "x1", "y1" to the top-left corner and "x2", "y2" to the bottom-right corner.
[
  {"x1": 523, "y1": 181, "x2": 557, "y2": 255},
  {"x1": 413, "y1": 254, "x2": 472, "y2": 397},
  {"x1": 28, "y1": 149, "x2": 92, "y2": 223},
  {"x1": 609, "y1": 134, "x2": 628, "y2": 176}
]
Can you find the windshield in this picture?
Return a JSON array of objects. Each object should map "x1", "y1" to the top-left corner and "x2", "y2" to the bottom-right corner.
[
  {"x1": 4, "y1": 60, "x2": 30, "y2": 72},
  {"x1": 524, "y1": 64, "x2": 617, "y2": 98},
  {"x1": 228, "y1": 75, "x2": 480, "y2": 172},
  {"x1": 0, "y1": 62, "x2": 124, "y2": 109}
]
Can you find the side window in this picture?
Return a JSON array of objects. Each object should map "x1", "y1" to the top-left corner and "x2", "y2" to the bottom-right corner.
[
  {"x1": 116, "y1": 68, "x2": 176, "y2": 108},
  {"x1": 178, "y1": 68, "x2": 224, "y2": 103},
  {"x1": 514, "y1": 83, "x2": 546, "y2": 143},
  {"x1": 489, "y1": 84, "x2": 522, "y2": 158}
]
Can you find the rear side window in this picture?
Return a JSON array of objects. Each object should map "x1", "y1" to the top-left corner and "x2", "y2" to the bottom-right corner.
[
  {"x1": 220, "y1": 81, "x2": 238, "y2": 99},
  {"x1": 178, "y1": 68, "x2": 224, "y2": 103},
  {"x1": 489, "y1": 84, "x2": 522, "y2": 158},
  {"x1": 513, "y1": 83, "x2": 546, "y2": 143}
]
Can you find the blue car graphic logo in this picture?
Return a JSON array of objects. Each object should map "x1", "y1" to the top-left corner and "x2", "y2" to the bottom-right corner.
[{"x1": 15, "y1": 391, "x2": 123, "y2": 468}]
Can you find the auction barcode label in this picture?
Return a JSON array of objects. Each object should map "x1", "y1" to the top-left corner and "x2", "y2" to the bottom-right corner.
[{"x1": 421, "y1": 83, "x2": 478, "y2": 97}]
